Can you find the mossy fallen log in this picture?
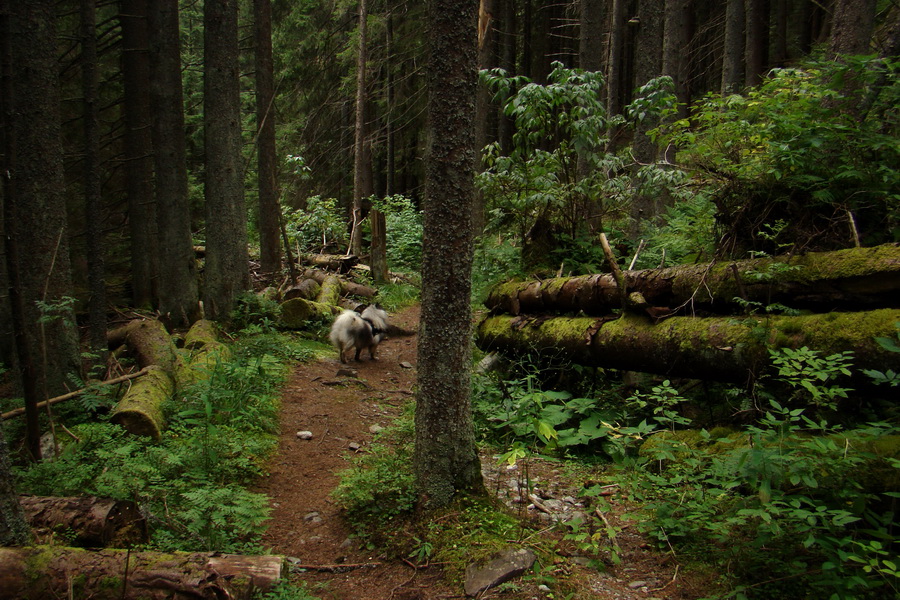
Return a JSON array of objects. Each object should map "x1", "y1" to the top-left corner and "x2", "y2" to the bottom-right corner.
[
  {"x1": 301, "y1": 268, "x2": 377, "y2": 298},
  {"x1": 20, "y1": 496, "x2": 147, "y2": 547},
  {"x1": 278, "y1": 298, "x2": 342, "y2": 329},
  {"x1": 316, "y1": 274, "x2": 343, "y2": 306},
  {"x1": 107, "y1": 319, "x2": 179, "y2": 372},
  {"x1": 175, "y1": 320, "x2": 232, "y2": 389},
  {"x1": 476, "y1": 309, "x2": 900, "y2": 383},
  {"x1": 0, "y1": 546, "x2": 282, "y2": 599},
  {"x1": 109, "y1": 365, "x2": 173, "y2": 439},
  {"x1": 302, "y1": 252, "x2": 359, "y2": 273},
  {"x1": 486, "y1": 244, "x2": 900, "y2": 317},
  {"x1": 282, "y1": 278, "x2": 320, "y2": 301}
]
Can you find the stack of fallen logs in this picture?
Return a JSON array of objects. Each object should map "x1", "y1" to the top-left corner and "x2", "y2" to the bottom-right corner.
[{"x1": 476, "y1": 243, "x2": 900, "y2": 383}]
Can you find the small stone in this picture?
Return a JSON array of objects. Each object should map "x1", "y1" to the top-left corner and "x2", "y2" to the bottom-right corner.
[
  {"x1": 348, "y1": 442, "x2": 362, "y2": 451},
  {"x1": 296, "y1": 431, "x2": 313, "y2": 440},
  {"x1": 369, "y1": 424, "x2": 384, "y2": 434},
  {"x1": 464, "y1": 548, "x2": 536, "y2": 596},
  {"x1": 399, "y1": 361, "x2": 413, "y2": 369},
  {"x1": 628, "y1": 580, "x2": 649, "y2": 589},
  {"x1": 303, "y1": 512, "x2": 322, "y2": 524},
  {"x1": 336, "y1": 367, "x2": 358, "y2": 378},
  {"x1": 537, "y1": 584, "x2": 551, "y2": 592}
]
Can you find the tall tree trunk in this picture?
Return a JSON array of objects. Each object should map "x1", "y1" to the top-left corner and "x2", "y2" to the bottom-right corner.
[
  {"x1": 829, "y1": 0, "x2": 875, "y2": 57},
  {"x1": 630, "y1": 0, "x2": 665, "y2": 233},
  {"x1": 415, "y1": 0, "x2": 484, "y2": 511},
  {"x1": 744, "y1": 0, "x2": 769, "y2": 87},
  {"x1": 204, "y1": 0, "x2": 249, "y2": 321},
  {"x1": 662, "y1": 0, "x2": 690, "y2": 123},
  {"x1": 722, "y1": 0, "x2": 745, "y2": 93},
  {"x1": 351, "y1": 0, "x2": 374, "y2": 258},
  {"x1": 82, "y1": 0, "x2": 108, "y2": 371},
  {"x1": 497, "y1": 0, "x2": 516, "y2": 154},
  {"x1": 4, "y1": 0, "x2": 80, "y2": 460},
  {"x1": 255, "y1": 0, "x2": 281, "y2": 276},
  {"x1": 120, "y1": 0, "x2": 159, "y2": 310},
  {"x1": 605, "y1": 0, "x2": 626, "y2": 150},
  {"x1": 0, "y1": 0, "x2": 17, "y2": 376},
  {"x1": 579, "y1": 0, "x2": 604, "y2": 72},
  {"x1": 474, "y1": 0, "x2": 496, "y2": 234},
  {"x1": 0, "y1": 425, "x2": 29, "y2": 545},
  {"x1": 147, "y1": 0, "x2": 199, "y2": 327}
]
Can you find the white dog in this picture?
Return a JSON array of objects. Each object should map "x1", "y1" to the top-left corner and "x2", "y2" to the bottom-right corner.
[{"x1": 329, "y1": 305, "x2": 389, "y2": 363}]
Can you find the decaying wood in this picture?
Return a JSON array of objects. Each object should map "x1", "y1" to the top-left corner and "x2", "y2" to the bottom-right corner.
[
  {"x1": 485, "y1": 244, "x2": 900, "y2": 317},
  {"x1": 0, "y1": 546, "x2": 282, "y2": 599},
  {"x1": 109, "y1": 365, "x2": 173, "y2": 439},
  {"x1": 301, "y1": 252, "x2": 359, "y2": 273},
  {"x1": 282, "y1": 278, "x2": 320, "y2": 301},
  {"x1": 278, "y1": 298, "x2": 342, "y2": 328},
  {"x1": 175, "y1": 319, "x2": 232, "y2": 389},
  {"x1": 301, "y1": 268, "x2": 377, "y2": 298},
  {"x1": 316, "y1": 274, "x2": 343, "y2": 306},
  {"x1": 476, "y1": 309, "x2": 900, "y2": 383},
  {"x1": 1, "y1": 368, "x2": 150, "y2": 421},
  {"x1": 20, "y1": 496, "x2": 147, "y2": 547},
  {"x1": 107, "y1": 319, "x2": 179, "y2": 372}
]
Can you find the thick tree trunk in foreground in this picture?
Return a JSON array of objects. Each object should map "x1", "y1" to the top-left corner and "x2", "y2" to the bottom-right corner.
[
  {"x1": 486, "y1": 244, "x2": 900, "y2": 317},
  {"x1": 0, "y1": 546, "x2": 282, "y2": 599},
  {"x1": 20, "y1": 496, "x2": 146, "y2": 547},
  {"x1": 476, "y1": 309, "x2": 900, "y2": 383},
  {"x1": 415, "y1": 0, "x2": 484, "y2": 511}
]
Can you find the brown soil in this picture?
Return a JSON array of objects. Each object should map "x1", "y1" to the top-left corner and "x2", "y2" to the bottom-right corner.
[{"x1": 257, "y1": 304, "x2": 712, "y2": 600}]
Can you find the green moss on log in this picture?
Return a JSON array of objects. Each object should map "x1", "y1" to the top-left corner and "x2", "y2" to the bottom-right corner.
[
  {"x1": 476, "y1": 309, "x2": 900, "y2": 382},
  {"x1": 109, "y1": 365, "x2": 173, "y2": 439},
  {"x1": 315, "y1": 274, "x2": 343, "y2": 306},
  {"x1": 278, "y1": 298, "x2": 342, "y2": 329}
]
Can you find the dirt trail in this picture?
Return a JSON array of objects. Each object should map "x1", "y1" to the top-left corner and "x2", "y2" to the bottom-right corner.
[{"x1": 257, "y1": 304, "x2": 704, "y2": 600}]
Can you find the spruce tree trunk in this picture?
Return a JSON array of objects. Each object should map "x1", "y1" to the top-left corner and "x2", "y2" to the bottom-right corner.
[
  {"x1": 744, "y1": 0, "x2": 769, "y2": 87},
  {"x1": 255, "y1": 0, "x2": 281, "y2": 276},
  {"x1": 148, "y1": 0, "x2": 199, "y2": 327},
  {"x1": 721, "y1": 0, "x2": 745, "y2": 93},
  {"x1": 351, "y1": 0, "x2": 373, "y2": 258},
  {"x1": 5, "y1": 0, "x2": 80, "y2": 460},
  {"x1": 120, "y1": 0, "x2": 159, "y2": 309},
  {"x1": 82, "y1": 0, "x2": 108, "y2": 370},
  {"x1": 204, "y1": 0, "x2": 250, "y2": 322},
  {"x1": 415, "y1": 0, "x2": 484, "y2": 511}
]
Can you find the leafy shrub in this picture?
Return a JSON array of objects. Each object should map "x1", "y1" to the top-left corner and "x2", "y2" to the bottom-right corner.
[
  {"x1": 283, "y1": 195, "x2": 347, "y2": 254},
  {"x1": 371, "y1": 194, "x2": 423, "y2": 273}
]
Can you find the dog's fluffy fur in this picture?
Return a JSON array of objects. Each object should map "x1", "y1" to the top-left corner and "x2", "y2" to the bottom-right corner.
[{"x1": 329, "y1": 305, "x2": 389, "y2": 363}]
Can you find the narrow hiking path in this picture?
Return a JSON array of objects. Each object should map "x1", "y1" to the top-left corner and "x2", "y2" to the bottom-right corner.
[{"x1": 256, "y1": 304, "x2": 708, "y2": 600}]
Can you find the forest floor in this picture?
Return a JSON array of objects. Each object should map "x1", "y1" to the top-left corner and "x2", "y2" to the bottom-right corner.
[{"x1": 256, "y1": 304, "x2": 715, "y2": 600}]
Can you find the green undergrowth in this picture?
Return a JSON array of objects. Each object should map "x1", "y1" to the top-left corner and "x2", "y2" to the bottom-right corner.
[
  {"x1": 471, "y1": 338, "x2": 900, "y2": 599},
  {"x1": 11, "y1": 329, "x2": 315, "y2": 554}
]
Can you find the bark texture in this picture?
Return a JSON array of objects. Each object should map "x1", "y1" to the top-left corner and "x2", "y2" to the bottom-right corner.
[
  {"x1": 204, "y1": 0, "x2": 250, "y2": 321},
  {"x1": 476, "y1": 309, "x2": 900, "y2": 383},
  {"x1": 20, "y1": 496, "x2": 146, "y2": 547},
  {"x1": 414, "y1": 0, "x2": 484, "y2": 510},
  {"x1": 0, "y1": 546, "x2": 282, "y2": 599},
  {"x1": 148, "y1": 0, "x2": 199, "y2": 327},
  {"x1": 254, "y1": 0, "x2": 281, "y2": 275},
  {"x1": 109, "y1": 365, "x2": 173, "y2": 439},
  {"x1": 485, "y1": 244, "x2": 900, "y2": 317}
]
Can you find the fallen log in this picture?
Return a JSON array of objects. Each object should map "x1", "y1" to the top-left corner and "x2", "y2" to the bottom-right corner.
[
  {"x1": 277, "y1": 298, "x2": 342, "y2": 329},
  {"x1": 0, "y1": 546, "x2": 282, "y2": 599},
  {"x1": 301, "y1": 268, "x2": 377, "y2": 298},
  {"x1": 316, "y1": 274, "x2": 343, "y2": 306},
  {"x1": 109, "y1": 365, "x2": 173, "y2": 439},
  {"x1": 302, "y1": 253, "x2": 359, "y2": 273},
  {"x1": 485, "y1": 244, "x2": 900, "y2": 317},
  {"x1": 476, "y1": 308, "x2": 900, "y2": 383},
  {"x1": 175, "y1": 320, "x2": 232, "y2": 389},
  {"x1": 282, "y1": 278, "x2": 320, "y2": 301},
  {"x1": 107, "y1": 319, "x2": 179, "y2": 372},
  {"x1": 20, "y1": 496, "x2": 147, "y2": 547},
  {"x1": 1, "y1": 368, "x2": 149, "y2": 421}
]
